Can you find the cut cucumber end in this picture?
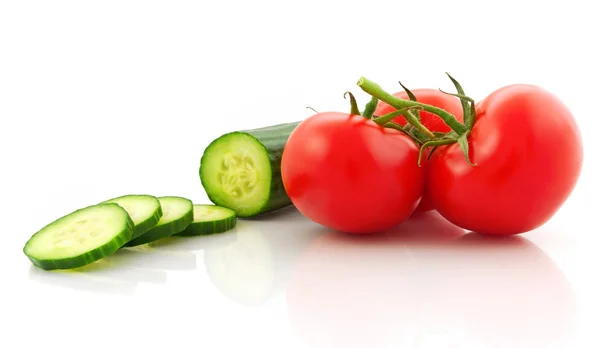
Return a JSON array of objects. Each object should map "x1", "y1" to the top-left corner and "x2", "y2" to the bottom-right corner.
[
  {"x1": 200, "y1": 132, "x2": 272, "y2": 217},
  {"x1": 101, "y1": 194, "x2": 163, "y2": 240},
  {"x1": 23, "y1": 203, "x2": 134, "y2": 270},
  {"x1": 124, "y1": 196, "x2": 193, "y2": 247},
  {"x1": 176, "y1": 204, "x2": 237, "y2": 236}
]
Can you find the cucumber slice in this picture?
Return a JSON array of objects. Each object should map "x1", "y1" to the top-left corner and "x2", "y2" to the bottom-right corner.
[
  {"x1": 124, "y1": 196, "x2": 193, "y2": 247},
  {"x1": 176, "y1": 204, "x2": 236, "y2": 236},
  {"x1": 101, "y1": 194, "x2": 163, "y2": 240},
  {"x1": 200, "y1": 122, "x2": 299, "y2": 217},
  {"x1": 23, "y1": 203, "x2": 134, "y2": 270}
]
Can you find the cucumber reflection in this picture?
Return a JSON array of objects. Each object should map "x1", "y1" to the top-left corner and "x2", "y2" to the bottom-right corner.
[
  {"x1": 110, "y1": 244, "x2": 197, "y2": 271},
  {"x1": 201, "y1": 208, "x2": 326, "y2": 307},
  {"x1": 27, "y1": 262, "x2": 140, "y2": 296},
  {"x1": 285, "y1": 211, "x2": 575, "y2": 348},
  {"x1": 27, "y1": 240, "x2": 200, "y2": 295}
]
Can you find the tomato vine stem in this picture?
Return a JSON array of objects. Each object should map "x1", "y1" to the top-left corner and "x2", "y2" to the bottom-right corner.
[
  {"x1": 418, "y1": 138, "x2": 455, "y2": 166},
  {"x1": 372, "y1": 106, "x2": 434, "y2": 138},
  {"x1": 357, "y1": 77, "x2": 467, "y2": 135},
  {"x1": 362, "y1": 96, "x2": 378, "y2": 119}
]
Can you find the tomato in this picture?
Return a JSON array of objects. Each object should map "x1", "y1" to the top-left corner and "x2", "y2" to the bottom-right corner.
[
  {"x1": 374, "y1": 89, "x2": 464, "y2": 212},
  {"x1": 281, "y1": 112, "x2": 424, "y2": 233},
  {"x1": 428, "y1": 84, "x2": 583, "y2": 235}
]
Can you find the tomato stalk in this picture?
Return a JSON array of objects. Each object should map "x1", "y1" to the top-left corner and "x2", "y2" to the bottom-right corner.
[
  {"x1": 357, "y1": 75, "x2": 479, "y2": 166},
  {"x1": 373, "y1": 106, "x2": 423, "y2": 126},
  {"x1": 380, "y1": 121, "x2": 423, "y2": 144},
  {"x1": 362, "y1": 96, "x2": 378, "y2": 119},
  {"x1": 357, "y1": 77, "x2": 468, "y2": 135},
  {"x1": 372, "y1": 106, "x2": 434, "y2": 139}
]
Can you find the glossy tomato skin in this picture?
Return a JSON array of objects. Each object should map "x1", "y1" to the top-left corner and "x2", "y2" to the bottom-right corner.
[
  {"x1": 281, "y1": 112, "x2": 424, "y2": 234},
  {"x1": 375, "y1": 89, "x2": 464, "y2": 212},
  {"x1": 428, "y1": 84, "x2": 583, "y2": 235}
]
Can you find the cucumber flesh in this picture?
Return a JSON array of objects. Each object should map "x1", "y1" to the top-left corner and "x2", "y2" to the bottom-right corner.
[
  {"x1": 23, "y1": 203, "x2": 134, "y2": 270},
  {"x1": 124, "y1": 196, "x2": 193, "y2": 247},
  {"x1": 200, "y1": 122, "x2": 298, "y2": 217},
  {"x1": 101, "y1": 194, "x2": 163, "y2": 240},
  {"x1": 176, "y1": 204, "x2": 236, "y2": 236}
]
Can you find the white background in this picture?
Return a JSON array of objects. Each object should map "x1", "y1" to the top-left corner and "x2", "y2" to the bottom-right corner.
[{"x1": 1, "y1": 0, "x2": 598, "y2": 347}]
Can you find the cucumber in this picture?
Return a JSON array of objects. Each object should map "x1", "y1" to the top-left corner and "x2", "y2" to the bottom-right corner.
[
  {"x1": 124, "y1": 196, "x2": 193, "y2": 247},
  {"x1": 176, "y1": 204, "x2": 237, "y2": 236},
  {"x1": 199, "y1": 121, "x2": 300, "y2": 217},
  {"x1": 23, "y1": 203, "x2": 134, "y2": 270},
  {"x1": 101, "y1": 194, "x2": 163, "y2": 240}
]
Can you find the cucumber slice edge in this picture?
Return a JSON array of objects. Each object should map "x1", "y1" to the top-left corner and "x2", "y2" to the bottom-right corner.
[
  {"x1": 124, "y1": 196, "x2": 194, "y2": 247},
  {"x1": 176, "y1": 204, "x2": 237, "y2": 237},
  {"x1": 100, "y1": 194, "x2": 163, "y2": 240},
  {"x1": 23, "y1": 203, "x2": 134, "y2": 270}
]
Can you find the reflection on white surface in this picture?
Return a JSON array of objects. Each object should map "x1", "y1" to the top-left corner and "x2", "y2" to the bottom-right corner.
[
  {"x1": 150, "y1": 227, "x2": 239, "y2": 252},
  {"x1": 204, "y1": 223, "x2": 275, "y2": 306},
  {"x1": 27, "y1": 242, "x2": 199, "y2": 295},
  {"x1": 22, "y1": 207, "x2": 576, "y2": 347},
  {"x1": 201, "y1": 207, "x2": 326, "y2": 307},
  {"x1": 284, "y1": 211, "x2": 575, "y2": 348},
  {"x1": 109, "y1": 244, "x2": 197, "y2": 271},
  {"x1": 28, "y1": 263, "x2": 139, "y2": 296}
]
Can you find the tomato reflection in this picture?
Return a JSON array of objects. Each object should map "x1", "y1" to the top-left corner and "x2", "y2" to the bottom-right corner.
[{"x1": 285, "y1": 211, "x2": 574, "y2": 348}]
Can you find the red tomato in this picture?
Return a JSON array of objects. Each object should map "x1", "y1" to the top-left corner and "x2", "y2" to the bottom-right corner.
[
  {"x1": 428, "y1": 84, "x2": 583, "y2": 235},
  {"x1": 281, "y1": 112, "x2": 424, "y2": 233},
  {"x1": 375, "y1": 89, "x2": 464, "y2": 212}
]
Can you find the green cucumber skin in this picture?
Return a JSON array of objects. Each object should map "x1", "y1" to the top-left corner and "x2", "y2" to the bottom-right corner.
[
  {"x1": 124, "y1": 206, "x2": 194, "y2": 247},
  {"x1": 176, "y1": 217, "x2": 237, "y2": 237},
  {"x1": 24, "y1": 204, "x2": 135, "y2": 271},
  {"x1": 129, "y1": 204, "x2": 163, "y2": 240},
  {"x1": 200, "y1": 121, "x2": 300, "y2": 218},
  {"x1": 100, "y1": 194, "x2": 163, "y2": 240}
]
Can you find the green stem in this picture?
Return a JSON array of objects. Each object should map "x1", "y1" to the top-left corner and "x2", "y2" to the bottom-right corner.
[
  {"x1": 382, "y1": 122, "x2": 422, "y2": 144},
  {"x1": 344, "y1": 92, "x2": 361, "y2": 116},
  {"x1": 418, "y1": 138, "x2": 456, "y2": 166},
  {"x1": 439, "y1": 89, "x2": 477, "y2": 131},
  {"x1": 373, "y1": 110, "x2": 407, "y2": 126},
  {"x1": 357, "y1": 77, "x2": 467, "y2": 135},
  {"x1": 373, "y1": 107, "x2": 435, "y2": 139},
  {"x1": 401, "y1": 109, "x2": 434, "y2": 139},
  {"x1": 362, "y1": 96, "x2": 378, "y2": 119}
]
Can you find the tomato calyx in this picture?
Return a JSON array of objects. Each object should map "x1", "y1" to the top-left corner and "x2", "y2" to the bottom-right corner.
[
  {"x1": 343, "y1": 91, "x2": 362, "y2": 116},
  {"x1": 357, "y1": 76, "x2": 467, "y2": 134},
  {"x1": 443, "y1": 72, "x2": 477, "y2": 133},
  {"x1": 342, "y1": 90, "x2": 433, "y2": 145},
  {"x1": 356, "y1": 74, "x2": 478, "y2": 166}
]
